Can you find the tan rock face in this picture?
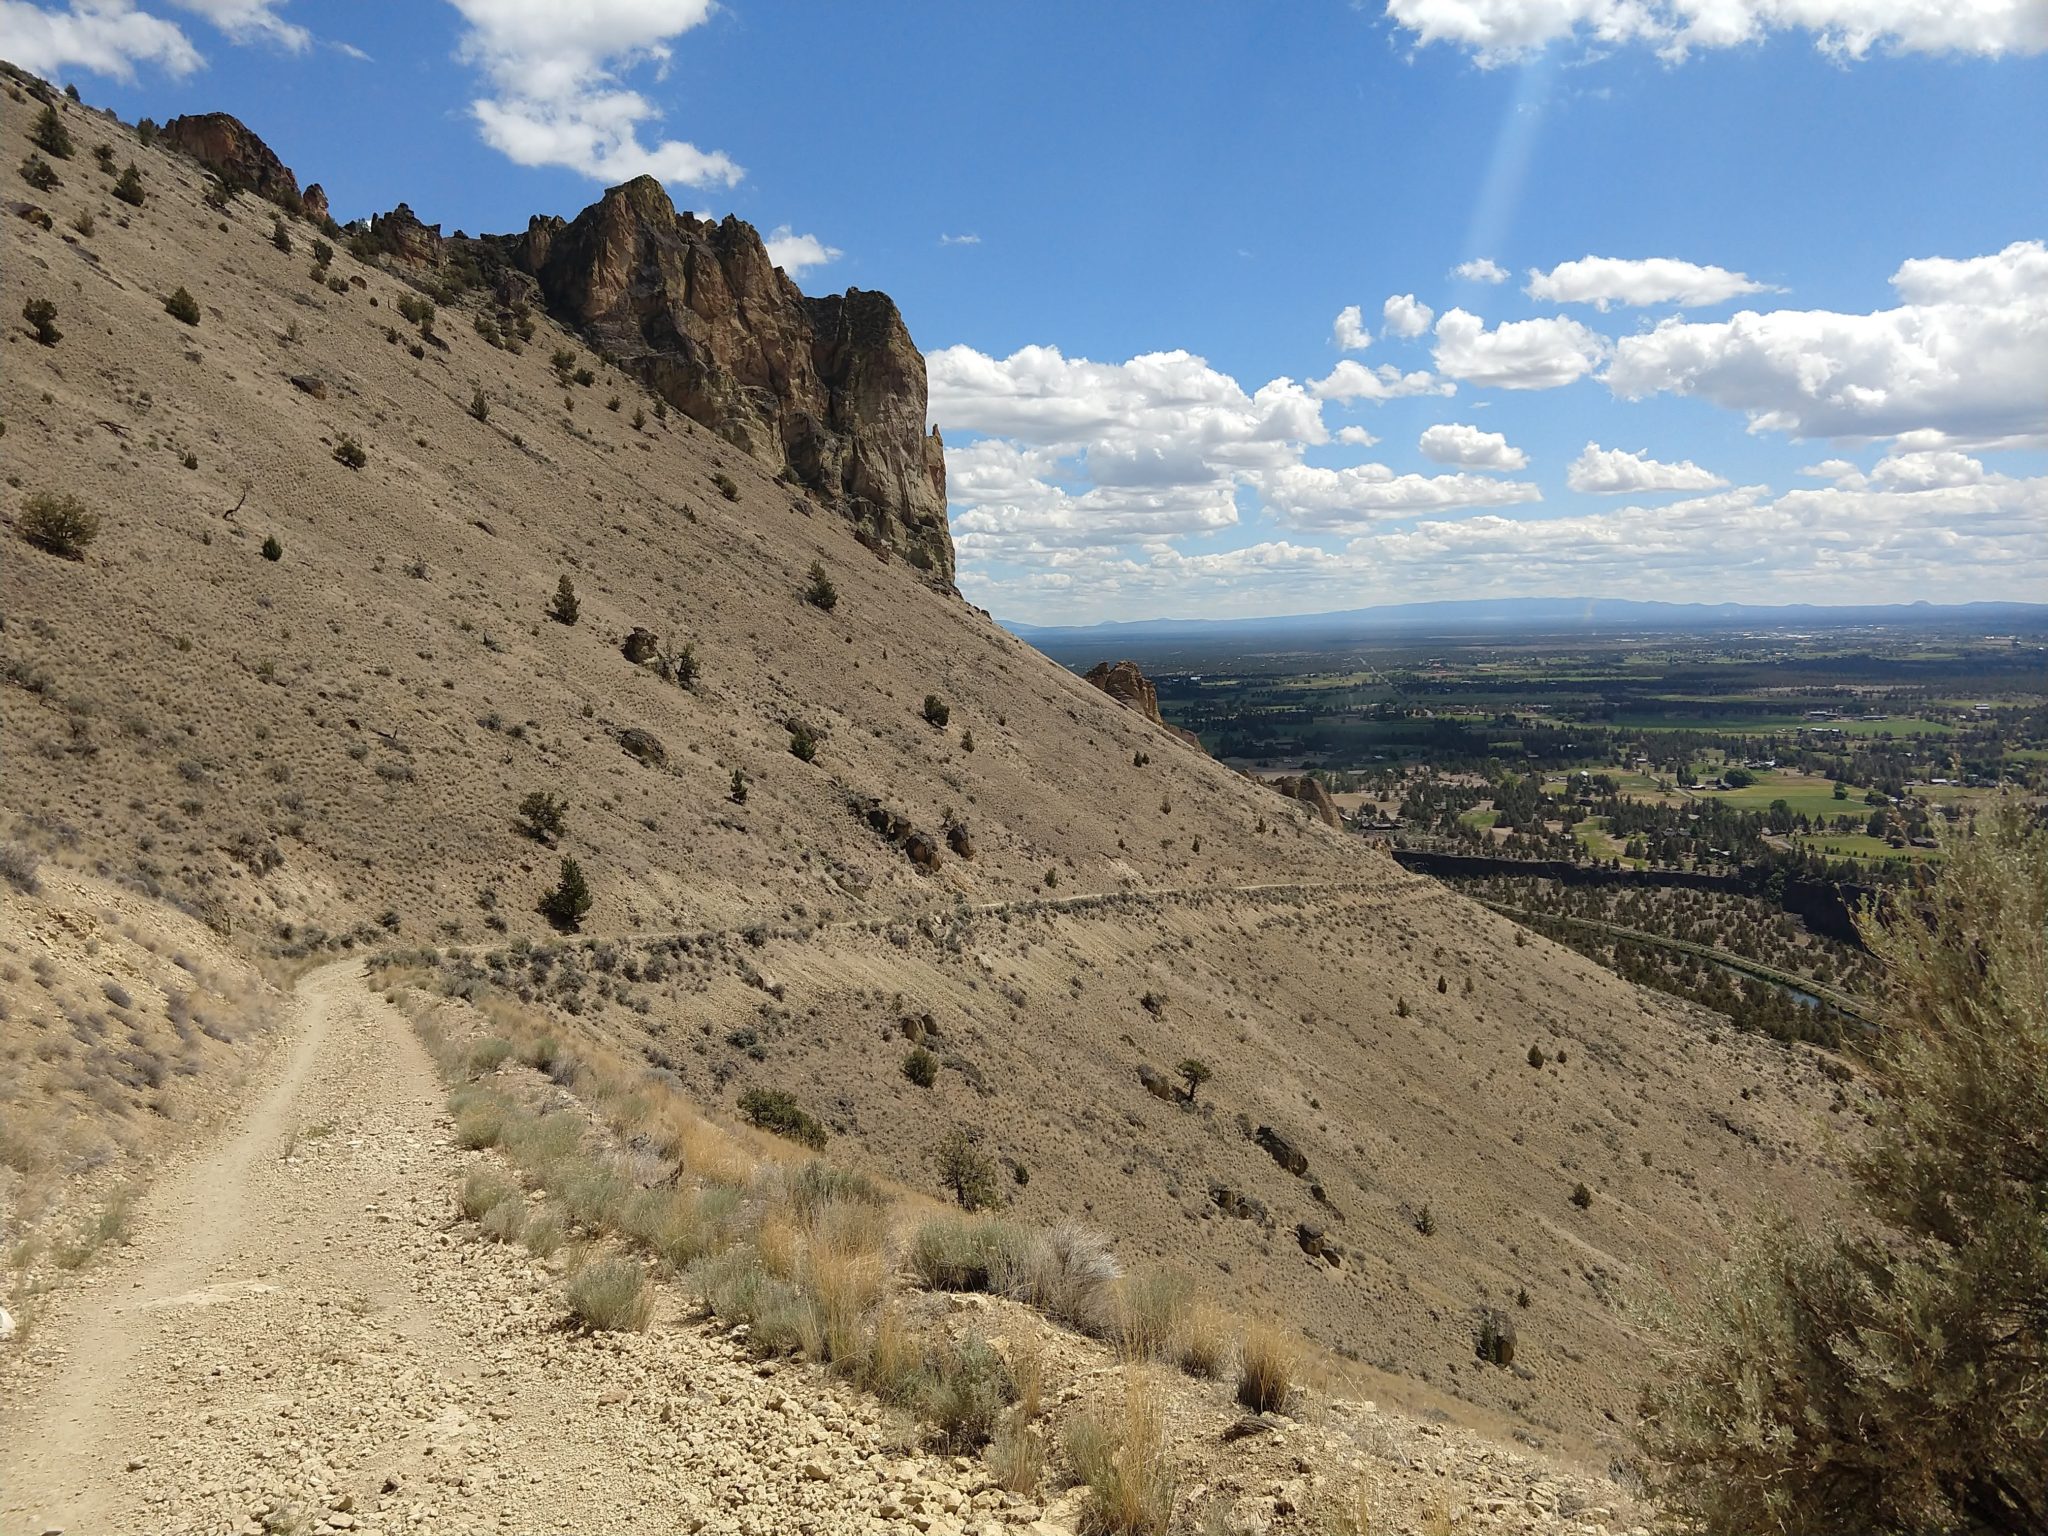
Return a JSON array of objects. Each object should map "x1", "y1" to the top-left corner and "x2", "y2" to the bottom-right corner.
[
  {"x1": 1270, "y1": 774, "x2": 1343, "y2": 829},
  {"x1": 1085, "y1": 660, "x2": 1206, "y2": 751},
  {"x1": 495, "y1": 177, "x2": 952, "y2": 587},
  {"x1": 369, "y1": 202, "x2": 444, "y2": 267},
  {"x1": 1085, "y1": 660, "x2": 1164, "y2": 724},
  {"x1": 161, "y1": 112, "x2": 302, "y2": 208},
  {"x1": 300, "y1": 182, "x2": 329, "y2": 225}
]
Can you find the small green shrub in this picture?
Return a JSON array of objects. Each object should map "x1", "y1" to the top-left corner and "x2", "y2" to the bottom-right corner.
[
  {"x1": 22, "y1": 298, "x2": 59, "y2": 346},
  {"x1": 270, "y1": 217, "x2": 293, "y2": 253},
  {"x1": 922, "y1": 1332, "x2": 1014, "y2": 1452},
  {"x1": 31, "y1": 105, "x2": 73, "y2": 159},
  {"x1": 922, "y1": 694, "x2": 950, "y2": 727},
  {"x1": 902, "y1": 1046, "x2": 940, "y2": 1087},
  {"x1": 803, "y1": 560, "x2": 838, "y2": 611},
  {"x1": 1570, "y1": 1181, "x2": 1593, "y2": 1210},
  {"x1": 469, "y1": 386, "x2": 489, "y2": 423},
  {"x1": 538, "y1": 856, "x2": 592, "y2": 931},
  {"x1": 164, "y1": 286, "x2": 202, "y2": 325},
  {"x1": 112, "y1": 163, "x2": 144, "y2": 206},
  {"x1": 933, "y1": 1128, "x2": 1000, "y2": 1211},
  {"x1": 20, "y1": 154, "x2": 60, "y2": 192},
  {"x1": 729, "y1": 768, "x2": 748, "y2": 804},
  {"x1": 788, "y1": 722, "x2": 821, "y2": 762},
  {"x1": 516, "y1": 790, "x2": 568, "y2": 844},
  {"x1": 736, "y1": 1087, "x2": 827, "y2": 1150},
  {"x1": 712, "y1": 470, "x2": 738, "y2": 500},
  {"x1": 332, "y1": 433, "x2": 366, "y2": 468},
  {"x1": 16, "y1": 491, "x2": 100, "y2": 559},
  {"x1": 311, "y1": 237, "x2": 333, "y2": 266},
  {"x1": 547, "y1": 575, "x2": 579, "y2": 625},
  {"x1": 261, "y1": 535, "x2": 283, "y2": 561}
]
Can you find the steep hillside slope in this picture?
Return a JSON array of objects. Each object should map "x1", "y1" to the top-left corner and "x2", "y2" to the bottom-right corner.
[{"x1": 1, "y1": 79, "x2": 1847, "y2": 1467}]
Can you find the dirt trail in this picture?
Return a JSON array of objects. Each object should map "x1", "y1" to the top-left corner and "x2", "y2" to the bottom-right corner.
[{"x1": 0, "y1": 961, "x2": 984, "y2": 1536}]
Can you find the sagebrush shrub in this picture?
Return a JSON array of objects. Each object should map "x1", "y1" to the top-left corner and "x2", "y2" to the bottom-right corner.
[
  {"x1": 17, "y1": 491, "x2": 100, "y2": 558},
  {"x1": 1639, "y1": 805, "x2": 2048, "y2": 1534},
  {"x1": 737, "y1": 1087, "x2": 826, "y2": 1149},
  {"x1": 565, "y1": 1256, "x2": 651, "y2": 1332},
  {"x1": 164, "y1": 286, "x2": 201, "y2": 326},
  {"x1": 112, "y1": 163, "x2": 144, "y2": 206}
]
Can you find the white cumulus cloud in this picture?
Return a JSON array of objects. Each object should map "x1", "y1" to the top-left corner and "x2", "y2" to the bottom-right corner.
[
  {"x1": 171, "y1": 0, "x2": 306, "y2": 49},
  {"x1": 931, "y1": 345, "x2": 1330, "y2": 552},
  {"x1": 1433, "y1": 308, "x2": 1609, "y2": 390},
  {"x1": 1454, "y1": 257, "x2": 1509, "y2": 284},
  {"x1": 939, "y1": 232, "x2": 981, "y2": 246},
  {"x1": 1259, "y1": 462, "x2": 1543, "y2": 531},
  {"x1": 1385, "y1": 0, "x2": 2048, "y2": 65},
  {"x1": 763, "y1": 226, "x2": 841, "y2": 277},
  {"x1": 1336, "y1": 425, "x2": 1382, "y2": 446},
  {"x1": 0, "y1": 0, "x2": 204, "y2": 78},
  {"x1": 450, "y1": 0, "x2": 743, "y2": 188},
  {"x1": 1347, "y1": 476, "x2": 2048, "y2": 605},
  {"x1": 1309, "y1": 360, "x2": 1456, "y2": 403},
  {"x1": 1607, "y1": 239, "x2": 2048, "y2": 446},
  {"x1": 1333, "y1": 304, "x2": 1372, "y2": 352},
  {"x1": 1382, "y1": 293, "x2": 1435, "y2": 338},
  {"x1": 1803, "y1": 449, "x2": 1993, "y2": 492},
  {"x1": 1419, "y1": 422, "x2": 1529, "y2": 470},
  {"x1": 1525, "y1": 255, "x2": 1773, "y2": 310},
  {"x1": 1567, "y1": 442, "x2": 1729, "y2": 494}
]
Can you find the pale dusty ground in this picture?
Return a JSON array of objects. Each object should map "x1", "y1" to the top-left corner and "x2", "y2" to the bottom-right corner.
[{"x1": 1, "y1": 959, "x2": 1652, "y2": 1536}]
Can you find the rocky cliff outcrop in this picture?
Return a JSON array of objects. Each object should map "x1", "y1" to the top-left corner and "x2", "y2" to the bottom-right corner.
[
  {"x1": 1084, "y1": 660, "x2": 1204, "y2": 750},
  {"x1": 1270, "y1": 774, "x2": 1343, "y2": 829},
  {"x1": 161, "y1": 113, "x2": 302, "y2": 208},
  {"x1": 472, "y1": 178, "x2": 950, "y2": 586},
  {"x1": 370, "y1": 203, "x2": 444, "y2": 267}
]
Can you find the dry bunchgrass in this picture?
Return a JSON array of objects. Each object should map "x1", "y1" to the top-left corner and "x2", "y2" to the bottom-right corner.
[
  {"x1": 1005, "y1": 1325, "x2": 1048, "y2": 1421},
  {"x1": 565, "y1": 1254, "x2": 652, "y2": 1332},
  {"x1": 1177, "y1": 1299, "x2": 1235, "y2": 1380},
  {"x1": 1320, "y1": 1477, "x2": 1378, "y2": 1536},
  {"x1": 1236, "y1": 1321, "x2": 1305, "y2": 1415},
  {"x1": 988, "y1": 1416, "x2": 1046, "y2": 1495},
  {"x1": 1069, "y1": 1370, "x2": 1177, "y2": 1536},
  {"x1": 1117, "y1": 1267, "x2": 1196, "y2": 1362},
  {"x1": 1010, "y1": 1221, "x2": 1122, "y2": 1335}
]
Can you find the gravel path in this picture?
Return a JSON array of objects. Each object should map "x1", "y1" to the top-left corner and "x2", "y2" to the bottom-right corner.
[{"x1": 0, "y1": 961, "x2": 1007, "y2": 1536}]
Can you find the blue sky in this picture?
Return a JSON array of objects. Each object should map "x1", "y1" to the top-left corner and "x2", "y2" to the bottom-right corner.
[{"x1": 9, "y1": 0, "x2": 2047, "y2": 622}]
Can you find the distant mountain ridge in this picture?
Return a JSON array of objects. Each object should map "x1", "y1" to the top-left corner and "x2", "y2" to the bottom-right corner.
[{"x1": 1009, "y1": 597, "x2": 2048, "y2": 649}]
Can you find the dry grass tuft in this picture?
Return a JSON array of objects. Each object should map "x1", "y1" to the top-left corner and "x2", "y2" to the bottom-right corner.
[
  {"x1": 1069, "y1": 1370, "x2": 1177, "y2": 1536},
  {"x1": 1236, "y1": 1321, "x2": 1305, "y2": 1415}
]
